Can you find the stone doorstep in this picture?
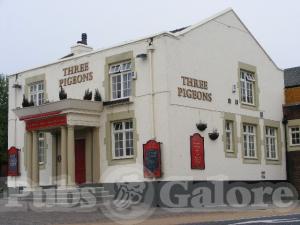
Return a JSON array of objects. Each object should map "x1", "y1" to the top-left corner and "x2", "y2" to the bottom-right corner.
[
  {"x1": 19, "y1": 187, "x2": 105, "y2": 195},
  {"x1": 13, "y1": 194, "x2": 114, "y2": 201},
  {"x1": 27, "y1": 200, "x2": 112, "y2": 209},
  {"x1": 23, "y1": 186, "x2": 104, "y2": 192},
  {"x1": 7, "y1": 186, "x2": 112, "y2": 202},
  {"x1": 20, "y1": 187, "x2": 106, "y2": 195},
  {"x1": 19, "y1": 190, "x2": 110, "y2": 197},
  {"x1": 1, "y1": 197, "x2": 114, "y2": 206}
]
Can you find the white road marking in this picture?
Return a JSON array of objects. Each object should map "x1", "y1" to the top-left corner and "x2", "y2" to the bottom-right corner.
[{"x1": 229, "y1": 218, "x2": 300, "y2": 224}]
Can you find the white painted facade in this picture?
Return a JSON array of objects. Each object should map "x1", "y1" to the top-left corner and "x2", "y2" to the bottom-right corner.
[{"x1": 7, "y1": 9, "x2": 286, "y2": 188}]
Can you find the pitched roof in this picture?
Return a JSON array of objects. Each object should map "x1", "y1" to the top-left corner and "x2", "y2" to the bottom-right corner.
[{"x1": 284, "y1": 67, "x2": 300, "y2": 88}]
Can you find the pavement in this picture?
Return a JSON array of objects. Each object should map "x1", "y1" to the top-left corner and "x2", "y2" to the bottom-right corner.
[
  {"x1": 92, "y1": 206, "x2": 300, "y2": 225},
  {"x1": 0, "y1": 199, "x2": 300, "y2": 225},
  {"x1": 187, "y1": 214, "x2": 300, "y2": 225}
]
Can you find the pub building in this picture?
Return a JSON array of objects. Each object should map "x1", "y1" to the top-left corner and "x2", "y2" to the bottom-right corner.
[{"x1": 7, "y1": 8, "x2": 286, "y2": 191}]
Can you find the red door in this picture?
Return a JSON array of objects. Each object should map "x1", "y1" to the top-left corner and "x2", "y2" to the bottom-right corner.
[{"x1": 75, "y1": 139, "x2": 86, "y2": 184}]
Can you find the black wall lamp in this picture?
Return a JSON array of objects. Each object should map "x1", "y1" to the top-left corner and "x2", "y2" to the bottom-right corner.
[{"x1": 136, "y1": 53, "x2": 148, "y2": 60}]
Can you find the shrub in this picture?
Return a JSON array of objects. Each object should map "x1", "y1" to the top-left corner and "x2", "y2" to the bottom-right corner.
[
  {"x1": 94, "y1": 89, "x2": 102, "y2": 101},
  {"x1": 59, "y1": 86, "x2": 67, "y2": 100},
  {"x1": 83, "y1": 89, "x2": 93, "y2": 100}
]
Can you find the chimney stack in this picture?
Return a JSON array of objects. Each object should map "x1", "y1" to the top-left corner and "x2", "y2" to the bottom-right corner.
[
  {"x1": 77, "y1": 33, "x2": 87, "y2": 45},
  {"x1": 71, "y1": 33, "x2": 93, "y2": 55}
]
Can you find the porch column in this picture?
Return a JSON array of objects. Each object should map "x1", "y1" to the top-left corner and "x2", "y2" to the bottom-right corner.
[
  {"x1": 85, "y1": 129, "x2": 92, "y2": 183},
  {"x1": 67, "y1": 126, "x2": 75, "y2": 186},
  {"x1": 26, "y1": 131, "x2": 33, "y2": 188},
  {"x1": 60, "y1": 127, "x2": 67, "y2": 186},
  {"x1": 51, "y1": 133, "x2": 57, "y2": 185},
  {"x1": 32, "y1": 131, "x2": 39, "y2": 187},
  {"x1": 92, "y1": 127, "x2": 100, "y2": 183}
]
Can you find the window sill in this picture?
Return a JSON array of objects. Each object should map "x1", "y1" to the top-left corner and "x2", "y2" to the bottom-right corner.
[
  {"x1": 225, "y1": 150, "x2": 237, "y2": 158},
  {"x1": 266, "y1": 157, "x2": 279, "y2": 161},
  {"x1": 290, "y1": 144, "x2": 300, "y2": 147},
  {"x1": 108, "y1": 157, "x2": 136, "y2": 166},
  {"x1": 103, "y1": 97, "x2": 133, "y2": 107},
  {"x1": 241, "y1": 102, "x2": 255, "y2": 107},
  {"x1": 243, "y1": 157, "x2": 260, "y2": 164},
  {"x1": 241, "y1": 102, "x2": 258, "y2": 111},
  {"x1": 225, "y1": 150, "x2": 234, "y2": 153},
  {"x1": 112, "y1": 156, "x2": 134, "y2": 160},
  {"x1": 266, "y1": 158, "x2": 281, "y2": 165},
  {"x1": 244, "y1": 157, "x2": 258, "y2": 160}
]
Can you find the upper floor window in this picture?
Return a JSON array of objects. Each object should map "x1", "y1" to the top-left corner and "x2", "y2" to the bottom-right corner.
[
  {"x1": 243, "y1": 124, "x2": 257, "y2": 158},
  {"x1": 240, "y1": 70, "x2": 255, "y2": 105},
  {"x1": 38, "y1": 132, "x2": 46, "y2": 164},
  {"x1": 225, "y1": 120, "x2": 234, "y2": 152},
  {"x1": 265, "y1": 127, "x2": 278, "y2": 160},
  {"x1": 29, "y1": 81, "x2": 44, "y2": 106},
  {"x1": 112, "y1": 120, "x2": 134, "y2": 159},
  {"x1": 290, "y1": 127, "x2": 300, "y2": 146},
  {"x1": 109, "y1": 61, "x2": 133, "y2": 100}
]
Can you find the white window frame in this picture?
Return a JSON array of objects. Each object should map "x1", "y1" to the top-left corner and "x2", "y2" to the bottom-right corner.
[
  {"x1": 290, "y1": 127, "x2": 300, "y2": 146},
  {"x1": 243, "y1": 124, "x2": 257, "y2": 159},
  {"x1": 29, "y1": 81, "x2": 45, "y2": 106},
  {"x1": 109, "y1": 61, "x2": 133, "y2": 100},
  {"x1": 112, "y1": 120, "x2": 134, "y2": 159},
  {"x1": 225, "y1": 120, "x2": 234, "y2": 153},
  {"x1": 240, "y1": 70, "x2": 255, "y2": 106},
  {"x1": 38, "y1": 132, "x2": 46, "y2": 164},
  {"x1": 265, "y1": 127, "x2": 278, "y2": 160}
]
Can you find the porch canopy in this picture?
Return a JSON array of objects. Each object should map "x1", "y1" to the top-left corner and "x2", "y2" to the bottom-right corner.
[{"x1": 13, "y1": 99, "x2": 103, "y2": 188}]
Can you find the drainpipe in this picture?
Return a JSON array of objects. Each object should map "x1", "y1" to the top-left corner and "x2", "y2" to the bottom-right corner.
[
  {"x1": 13, "y1": 74, "x2": 19, "y2": 187},
  {"x1": 282, "y1": 116, "x2": 289, "y2": 181},
  {"x1": 147, "y1": 38, "x2": 156, "y2": 140},
  {"x1": 13, "y1": 78, "x2": 16, "y2": 146}
]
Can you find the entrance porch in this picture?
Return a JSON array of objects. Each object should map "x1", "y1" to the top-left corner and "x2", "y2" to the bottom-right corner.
[{"x1": 14, "y1": 99, "x2": 103, "y2": 188}]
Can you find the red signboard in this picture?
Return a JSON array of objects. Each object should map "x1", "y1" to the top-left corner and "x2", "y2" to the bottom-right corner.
[
  {"x1": 143, "y1": 140, "x2": 162, "y2": 178},
  {"x1": 190, "y1": 133, "x2": 205, "y2": 169},
  {"x1": 20, "y1": 111, "x2": 62, "y2": 121},
  {"x1": 26, "y1": 114, "x2": 67, "y2": 131},
  {"x1": 7, "y1": 147, "x2": 20, "y2": 176}
]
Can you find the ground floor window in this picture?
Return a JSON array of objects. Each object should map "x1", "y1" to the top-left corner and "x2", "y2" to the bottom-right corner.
[
  {"x1": 112, "y1": 120, "x2": 134, "y2": 159},
  {"x1": 265, "y1": 127, "x2": 278, "y2": 160},
  {"x1": 243, "y1": 124, "x2": 257, "y2": 158},
  {"x1": 290, "y1": 127, "x2": 300, "y2": 146},
  {"x1": 38, "y1": 132, "x2": 46, "y2": 164}
]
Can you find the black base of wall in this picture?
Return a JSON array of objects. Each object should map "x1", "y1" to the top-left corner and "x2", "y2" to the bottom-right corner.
[
  {"x1": 102, "y1": 180, "x2": 298, "y2": 207},
  {"x1": 6, "y1": 180, "x2": 298, "y2": 207}
]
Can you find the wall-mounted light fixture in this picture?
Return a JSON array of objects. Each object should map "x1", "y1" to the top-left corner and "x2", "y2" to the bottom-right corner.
[
  {"x1": 136, "y1": 53, "x2": 147, "y2": 60},
  {"x1": 12, "y1": 83, "x2": 22, "y2": 89},
  {"x1": 12, "y1": 73, "x2": 22, "y2": 89}
]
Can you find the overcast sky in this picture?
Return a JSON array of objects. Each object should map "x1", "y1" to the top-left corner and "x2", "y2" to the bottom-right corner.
[{"x1": 0, "y1": 0, "x2": 299, "y2": 75}]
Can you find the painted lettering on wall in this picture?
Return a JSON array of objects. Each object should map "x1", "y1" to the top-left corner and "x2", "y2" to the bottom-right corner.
[
  {"x1": 59, "y1": 62, "x2": 93, "y2": 87},
  {"x1": 178, "y1": 76, "x2": 212, "y2": 102}
]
